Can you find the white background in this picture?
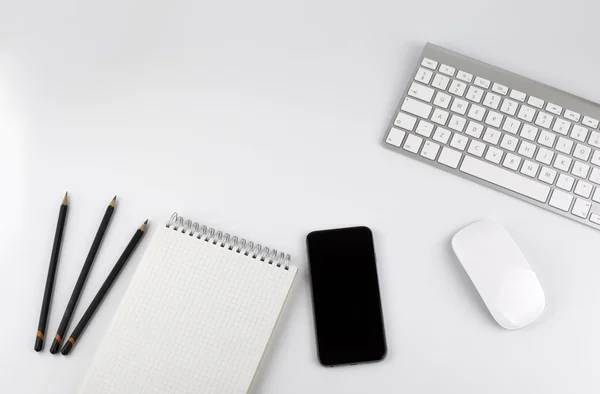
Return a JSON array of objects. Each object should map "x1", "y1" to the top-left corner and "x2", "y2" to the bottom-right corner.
[{"x1": 2, "y1": 1, "x2": 600, "y2": 393}]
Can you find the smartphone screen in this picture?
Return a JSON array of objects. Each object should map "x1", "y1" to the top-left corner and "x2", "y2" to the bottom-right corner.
[{"x1": 306, "y1": 226, "x2": 387, "y2": 366}]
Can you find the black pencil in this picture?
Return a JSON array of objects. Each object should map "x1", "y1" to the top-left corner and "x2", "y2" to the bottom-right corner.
[
  {"x1": 49, "y1": 196, "x2": 117, "y2": 354},
  {"x1": 34, "y1": 192, "x2": 69, "y2": 352},
  {"x1": 61, "y1": 220, "x2": 148, "y2": 355}
]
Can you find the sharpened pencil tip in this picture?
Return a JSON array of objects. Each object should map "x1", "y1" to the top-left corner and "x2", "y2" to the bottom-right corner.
[
  {"x1": 109, "y1": 196, "x2": 117, "y2": 208},
  {"x1": 62, "y1": 192, "x2": 69, "y2": 206},
  {"x1": 139, "y1": 220, "x2": 148, "y2": 232}
]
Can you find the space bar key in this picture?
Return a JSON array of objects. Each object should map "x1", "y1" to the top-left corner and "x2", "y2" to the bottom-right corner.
[{"x1": 459, "y1": 156, "x2": 550, "y2": 203}]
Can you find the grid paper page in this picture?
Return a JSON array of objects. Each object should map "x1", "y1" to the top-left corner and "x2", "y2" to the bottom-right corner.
[{"x1": 79, "y1": 225, "x2": 297, "y2": 394}]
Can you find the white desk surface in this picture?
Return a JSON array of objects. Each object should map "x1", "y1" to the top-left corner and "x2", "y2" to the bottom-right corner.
[{"x1": 2, "y1": 1, "x2": 600, "y2": 393}]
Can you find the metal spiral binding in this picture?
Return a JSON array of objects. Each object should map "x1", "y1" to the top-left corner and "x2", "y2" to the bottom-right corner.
[{"x1": 166, "y1": 212, "x2": 290, "y2": 270}]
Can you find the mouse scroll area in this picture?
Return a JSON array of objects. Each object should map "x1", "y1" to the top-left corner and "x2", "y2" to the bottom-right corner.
[{"x1": 452, "y1": 221, "x2": 545, "y2": 329}]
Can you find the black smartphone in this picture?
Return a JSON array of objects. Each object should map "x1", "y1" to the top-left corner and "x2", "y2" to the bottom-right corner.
[{"x1": 306, "y1": 226, "x2": 387, "y2": 366}]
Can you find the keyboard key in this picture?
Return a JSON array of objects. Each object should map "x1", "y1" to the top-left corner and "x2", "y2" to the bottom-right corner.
[
  {"x1": 583, "y1": 116, "x2": 599, "y2": 129},
  {"x1": 403, "y1": 134, "x2": 423, "y2": 153},
  {"x1": 520, "y1": 124, "x2": 539, "y2": 141},
  {"x1": 572, "y1": 198, "x2": 591, "y2": 218},
  {"x1": 499, "y1": 99, "x2": 518, "y2": 116},
  {"x1": 555, "y1": 137, "x2": 573, "y2": 154},
  {"x1": 482, "y1": 92, "x2": 501, "y2": 109},
  {"x1": 518, "y1": 141, "x2": 537, "y2": 158},
  {"x1": 535, "y1": 112, "x2": 554, "y2": 128},
  {"x1": 535, "y1": 147, "x2": 554, "y2": 165},
  {"x1": 591, "y1": 213, "x2": 600, "y2": 224},
  {"x1": 549, "y1": 189, "x2": 573, "y2": 211},
  {"x1": 538, "y1": 167, "x2": 557, "y2": 184},
  {"x1": 569, "y1": 123, "x2": 588, "y2": 141},
  {"x1": 594, "y1": 189, "x2": 600, "y2": 203},
  {"x1": 450, "y1": 133, "x2": 469, "y2": 151},
  {"x1": 553, "y1": 119, "x2": 571, "y2": 136},
  {"x1": 520, "y1": 160, "x2": 539, "y2": 178},
  {"x1": 448, "y1": 115, "x2": 467, "y2": 132},
  {"x1": 556, "y1": 173, "x2": 575, "y2": 191},
  {"x1": 421, "y1": 58, "x2": 438, "y2": 69},
  {"x1": 492, "y1": 83, "x2": 509, "y2": 95},
  {"x1": 509, "y1": 89, "x2": 526, "y2": 102},
  {"x1": 592, "y1": 150, "x2": 600, "y2": 166},
  {"x1": 460, "y1": 156, "x2": 550, "y2": 203},
  {"x1": 465, "y1": 86, "x2": 484, "y2": 103},
  {"x1": 484, "y1": 111, "x2": 503, "y2": 128},
  {"x1": 450, "y1": 98, "x2": 469, "y2": 115},
  {"x1": 420, "y1": 141, "x2": 440, "y2": 160},
  {"x1": 528, "y1": 96, "x2": 544, "y2": 109},
  {"x1": 503, "y1": 153, "x2": 521, "y2": 171},
  {"x1": 433, "y1": 91, "x2": 452, "y2": 108},
  {"x1": 401, "y1": 97, "x2": 432, "y2": 119},
  {"x1": 465, "y1": 121, "x2": 484, "y2": 138},
  {"x1": 546, "y1": 102, "x2": 562, "y2": 115},
  {"x1": 449, "y1": 80, "x2": 467, "y2": 96},
  {"x1": 386, "y1": 128, "x2": 406, "y2": 147},
  {"x1": 517, "y1": 105, "x2": 536, "y2": 122},
  {"x1": 572, "y1": 161, "x2": 590, "y2": 179},
  {"x1": 553, "y1": 154, "x2": 572, "y2": 172},
  {"x1": 588, "y1": 131, "x2": 600, "y2": 148},
  {"x1": 573, "y1": 143, "x2": 591, "y2": 161},
  {"x1": 432, "y1": 74, "x2": 450, "y2": 90},
  {"x1": 467, "y1": 104, "x2": 486, "y2": 122},
  {"x1": 590, "y1": 167, "x2": 600, "y2": 184},
  {"x1": 538, "y1": 130, "x2": 556, "y2": 148},
  {"x1": 439, "y1": 64, "x2": 456, "y2": 76},
  {"x1": 485, "y1": 146, "x2": 503, "y2": 164},
  {"x1": 438, "y1": 147, "x2": 461, "y2": 168},
  {"x1": 574, "y1": 180, "x2": 593, "y2": 198},
  {"x1": 502, "y1": 118, "x2": 521, "y2": 134},
  {"x1": 415, "y1": 67, "x2": 433, "y2": 84},
  {"x1": 394, "y1": 112, "x2": 417, "y2": 130},
  {"x1": 564, "y1": 110, "x2": 581, "y2": 122},
  {"x1": 433, "y1": 127, "x2": 451, "y2": 144},
  {"x1": 483, "y1": 128, "x2": 501, "y2": 145},
  {"x1": 457, "y1": 71, "x2": 473, "y2": 83},
  {"x1": 432, "y1": 108, "x2": 450, "y2": 125},
  {"x1": 415, "y1": 121, "x2": 435, "y2": 138},
  {"x1": 474, "y1": 77, "x2": 491, "y2": 89},
  {"x1": 408, "y1": 82, "x2": 435, "y2": 102},
  {"x1": 500, "y1": 134, "x2": 518, "y2": 152},
  {"x1": 467, "y1": 140, "x2": 486, "y2": 157}
]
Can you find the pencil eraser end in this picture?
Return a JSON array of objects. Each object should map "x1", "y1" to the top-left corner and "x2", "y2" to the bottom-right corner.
[
  {"x1": 61, "y1": 341, "x2": 73, "y2": 355},
  {"x1": 34, "y1": 337, "x2": 43, "y2": 352},
  {"x1": 49, "y1": 340, "x2": 61, "y2": 354}
]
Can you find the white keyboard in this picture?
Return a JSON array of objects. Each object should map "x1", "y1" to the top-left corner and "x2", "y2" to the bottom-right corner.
[{"x1": 383, "y1": 43, "x2": 600, "y2": 230}]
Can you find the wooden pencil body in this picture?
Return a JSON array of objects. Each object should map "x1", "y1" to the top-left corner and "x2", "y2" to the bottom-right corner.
[
  {"x1": 61, "y1": 223, "x2": 147, "y2": 355},
  {"x1": 49, "y1": 199, "x2": 116, "y2": 354},
  {"x1": 34, "y1": 197, "x2": 68, "y2": 352}
]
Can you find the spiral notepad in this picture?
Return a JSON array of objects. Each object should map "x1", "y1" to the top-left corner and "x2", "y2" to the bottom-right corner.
[{"x1": 79, "y1": 213, "x2": 297, "y2": 394}]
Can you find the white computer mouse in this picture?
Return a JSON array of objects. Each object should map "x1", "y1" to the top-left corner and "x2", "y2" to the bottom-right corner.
[{"x1": 451, "y1": 221, "x2": 545, "y2": 329}]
